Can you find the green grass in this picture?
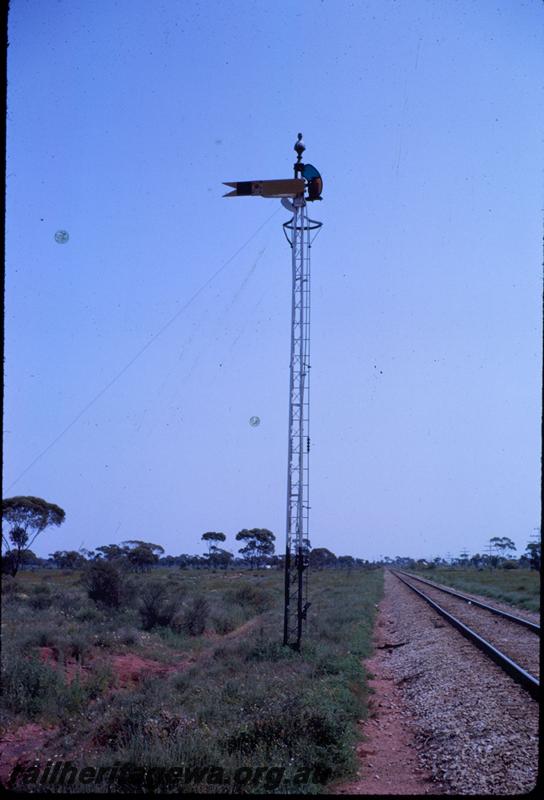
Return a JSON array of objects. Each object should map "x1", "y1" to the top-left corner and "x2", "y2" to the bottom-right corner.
[
  {"x1": 411, "y1": 567, "x2": 540, "y2": 612},
  {"x1": 2, "y1": 566, "x2": 383, "y2": 794}
]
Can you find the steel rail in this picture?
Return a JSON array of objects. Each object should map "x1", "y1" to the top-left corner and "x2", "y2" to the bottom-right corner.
[
  {"x1": 390, "y1": 570, "x2": 540, "y2": 701},
  {"x1": 393, "y1": 569, "x2": 540, "y2": 635}
]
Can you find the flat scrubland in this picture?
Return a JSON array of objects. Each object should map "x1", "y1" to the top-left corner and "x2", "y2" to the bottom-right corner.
[
  {"x1": 411, "y1": 568, "x2": 540, "y2": 613},
  {"x1": 1, "y1": 566, "x2": 383, "y2": 794}
]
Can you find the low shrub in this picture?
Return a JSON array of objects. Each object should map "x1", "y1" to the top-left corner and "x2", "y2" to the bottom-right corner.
[
  {"x1": 221, "y1": 690, "x2": 354, "y2": 766},
  {"x1": 1, "y1": 576, "x2": 20, "y2": 595},
  {"x1": 138, "y1": 582, "x2": 177, "y2": 630},
  {"x1": 29, "y1": 594, "x2": 53, "y2": 610},
  {"x1": 67, "y1": 635, "x2": 89, "y2": 662},
  {"x1": 170, "y1": 673, "x2": 191, "y2": 699},
  {"x1": 74, "y1": 604, "x2": 103, "y2": 623},
  {"x1": 85, "y1": 664, "x2": 116, "y2": 699},
  {"x1": 1, "y1": 652, "x2": 62, "y2": 717},
  {"x1": 312, "y1": 651, "x2": 364, "y2": 681},
  {"x1": 21, "y1": 627, "x2": 60, "y2": 652},
  {"x1": 120, "y1": 576, "x2": 139, "y2": 606},
  {"x1": 155, "y1": 627, "x2": 189, "y2": 649},
  {"x1": 93, "y1": 629, "x2": 115, "y2": 649},
  {"x1": 244, "y1": 635, "x2": 297, "y2": 663},
  {"x1": 84, "y1": 561, "x2": 122, "y2": 608},
  {"x1": 211, "y1": 604, "x2": 245, "y2": 635},
  {"x1": 119, "y1": 627, "x2": 140, "y2": 646},
  {"x1": 229, "y1": 584, "x2": 273, "y2": 613},
  {"x1": 31, "y1": 583, "x2": 52, "y2": 596},
  {"x1": 212, "y1": 614, "x2": 237, "y2": 635},
  {"x1": 32, "y1": 583, "x2": 51, "y2": 595},
  {"x1": 52, "y1": 590, "x2": 82, "y2": 615},
  {"x1": 1, "y1": 576, "x2": 23, "y2": 603},
  {"x1": 171, "y1": 596, "x2": 209, "y2": 636},
  {"x1": 59, "y1": 591, "x2": 93, "y2": 621}
]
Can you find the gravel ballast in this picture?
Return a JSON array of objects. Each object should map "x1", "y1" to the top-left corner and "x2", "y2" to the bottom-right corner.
[
  {"x1": 383, "y1": 570, "x2": 539, "y2": 794},
  {"x1": 400, "y1": 572, "x2": 540, "y2": 627},
  {"x1": 396, "y1": 572, "x2": 540, "y2": 679}
]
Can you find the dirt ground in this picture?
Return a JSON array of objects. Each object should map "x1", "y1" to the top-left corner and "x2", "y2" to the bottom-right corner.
[
  {"x1": 331, "y1": 592, "x2": 437, "y2": 795},
  {"x1": 0, "y1": 613, "x2": 268, "y2": 789}
]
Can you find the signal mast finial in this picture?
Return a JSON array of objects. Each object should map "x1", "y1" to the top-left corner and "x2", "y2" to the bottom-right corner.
[{"x1": 294, "y1": 132, "x2": 305, "y2": 162}]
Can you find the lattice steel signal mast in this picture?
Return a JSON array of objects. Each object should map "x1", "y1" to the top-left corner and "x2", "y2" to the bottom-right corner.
[{"x1": 223, "y1": 134, "x2": 323, "y2": 651}]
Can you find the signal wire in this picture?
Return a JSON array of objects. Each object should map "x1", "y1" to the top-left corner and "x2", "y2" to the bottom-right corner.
[
  {"x1": 140, "y1": 245, "x2": 269, "y2": 436},
  {"x1": 7, "y1": 206, "x2": 281, "y2": 490}
]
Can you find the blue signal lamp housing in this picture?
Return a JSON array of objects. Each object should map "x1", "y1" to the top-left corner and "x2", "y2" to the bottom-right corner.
[{"x1": 301, "y1": 163, "x2": 323, "y2": 201}]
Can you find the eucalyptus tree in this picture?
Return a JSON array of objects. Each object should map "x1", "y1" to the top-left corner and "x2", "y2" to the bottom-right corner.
[{"x1": 2, "y1": 496, "x2": 65, "y2": 576}]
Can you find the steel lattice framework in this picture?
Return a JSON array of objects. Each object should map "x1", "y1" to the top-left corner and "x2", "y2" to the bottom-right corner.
[
  {"x1": 223, "y1": 134, "x2": 322, "y2": 651},
  {"x1": 282, "y1": 198, "x2": 321, "y2": 650}
]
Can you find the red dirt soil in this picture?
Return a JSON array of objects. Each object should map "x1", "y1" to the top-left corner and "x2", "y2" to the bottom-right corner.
[
  {"x1": 1, "y1": 614, "x2": 264, "y2": 786},
  {"x1": 109, "y1": 653, "x2": 192, "y2": 686},
  {"x1": 37, "y1": 644, "x2": 195, "y2": 687},
  {"x1": 38, "y1": 646, "x2": 96, "y2": 684},
  {"x1": 0, "y1": 723, "x2": 59, "y2": 788},
  {"x1": 0, "y1": 650, "x2": 193, "y2": 787},
  {"x1": 332, "y1": 594, "x2": 437, "y2": 795}
]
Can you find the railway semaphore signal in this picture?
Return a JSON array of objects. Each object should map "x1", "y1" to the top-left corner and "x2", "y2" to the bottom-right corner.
[
  {"x1": 224, "y1": 133, "x2": 323, "y2": 650},
  {"x1": 223, "y1": 178, "x2": 305, "y2": 198}
]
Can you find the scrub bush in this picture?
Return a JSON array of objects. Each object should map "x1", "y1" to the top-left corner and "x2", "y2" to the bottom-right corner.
[
  {"x1": 84, "y1": 561, "x2": 122, "y2": 608},
  {"x1": 138, "y1": 582, "x2": 177, "y2": 630},
  {"x1": 171, "y1": 596, "x2": 209, "y2": 636},
  {"x1": 229, "y1": 584, "x2": 273, "y2": 613}
]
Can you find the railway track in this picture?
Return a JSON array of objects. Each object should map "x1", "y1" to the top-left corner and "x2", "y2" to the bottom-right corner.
[
  {"x1": 389, "y1": 569, "x2": 540, "y2": 701},
  {"x1": 394, "y1": 569, "x2": 540, "y2": 634}
]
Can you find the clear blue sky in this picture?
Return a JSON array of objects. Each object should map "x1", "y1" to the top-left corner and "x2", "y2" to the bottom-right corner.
[{"x1": 5, "y1": 0, "x2": 542, "y2": 561}]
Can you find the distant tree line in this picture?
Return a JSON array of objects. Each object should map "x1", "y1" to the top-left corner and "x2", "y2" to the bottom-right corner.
[
  {"x1": 2, "y1": 496, "x2": 540, "y2": 576},
  {"x1": 377, "y1": 535, "x2": 540, "y2": 572}
]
